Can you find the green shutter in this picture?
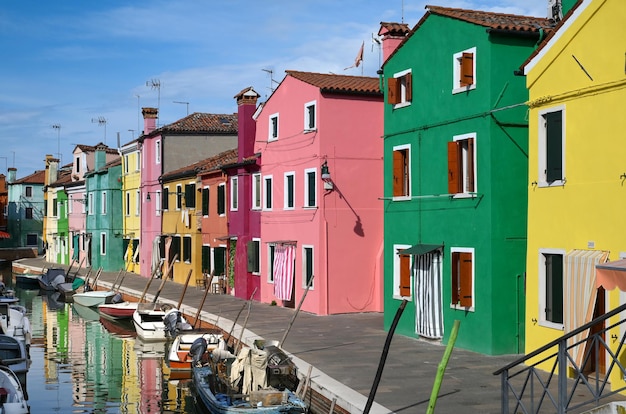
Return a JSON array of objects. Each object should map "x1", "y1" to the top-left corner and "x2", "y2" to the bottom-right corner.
[
  {"x1": 545, "y1": 111, "x2": 563, "y2": 183},
  {"x1": 202, "y1": 188, "x2": 209, "y2": 216}
]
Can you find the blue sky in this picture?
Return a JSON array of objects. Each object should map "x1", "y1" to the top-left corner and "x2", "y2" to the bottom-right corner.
[{"x1": 0, "y1": 0, "x2": 547, "y2": 177}]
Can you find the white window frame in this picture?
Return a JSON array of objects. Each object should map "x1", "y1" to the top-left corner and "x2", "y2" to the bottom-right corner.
[
  {"x1": 217, "y1": 183, "x2": 226, "y2": 216},
  {"x1": 176, "y1": 184, "x2": 183, "y2": 210},
  {"x1": 100, "y1": 232, "x2": 106, "y2": 256},
  {"x1": 124, "y1": 154, "x2": 129, "y2": 174},
  {"x1": 25, "y1": 186, "x2": 33, "y2": 197},
  {"x1": 453, "y1": 47, "x2": 477, "y2": 94},
  {"x1": 183, "y1": 235, "x2": 192, "y2": 263},
  {"x1": 263, "y1": 175, "x2": 273, "y2": 211},
  {"x1": 88, "y1": 193, "x2": 94, "y2": 215},
  {"x1": 155, "y1": 190, "x2": 161, "y2": 216},
  {"x1": 268, "y1": 113, "x2": 279, "y2": 141},
  {"x1": 538, "y1": 248, "x2": 566, "y2": 330},
  {"x1": 68, "y1": 195, "x2": 73, "y2": 214},
  {"x1": 135, "y1": 190, "x2": 140, "y2": 216},
  {"x1": 393, "y1": 244, "x2": 412, "y2": 300},
  {"x1": 101, "y1": 191, "x2": 107, "y2": 215},
  {"x1": 251, "y1": 237, "x2": 261, "y2": 276},
  {"x1": 538, "y1": 105, "x2": 566, "y2": 187},
  {"x1": 392, "y1": 69, "x2": 412, "y2": 109},
  {"x1": 252, "y1": 173, "x2": 262, "y2": 210},
  {"x1": 302, "y1": 245, "x2": 315, "y2": 289},
  {"x1": 155, "y1": 140, "x2": 161, "y2": 164},
  {"x1": 284, "y1": 171, "x2": 295, "y2": 210},
  {"x1": 230, "y1": 176, "x2": 239, "y2": 211},
  {"x1": 135, "y1": 150, "x2": 140, "y2": 171},
  {"x1": 304, "y1": 168, "x2": 317, "y2": 208},
  {"x1": 452, "y1": 132, "x2": 477, "y2": 197},
  {"x1": 450, "y1": 247, "x2": 475, "y2": 312},
  {"x1": 304, "y1": 100, "x2": 317, "y2": 132},
  {"x1": 267, "y1": 244, "x2": 275, "y2": 283},
  {"x1": 125, "y1": 192, "x2": 130, "y2": 216},
  {"x1": 392, "y1": 144, "x2": 411, "y2": 201}
]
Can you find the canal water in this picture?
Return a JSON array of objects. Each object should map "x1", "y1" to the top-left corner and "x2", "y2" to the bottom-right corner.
[{"x1": 2, "y1": 267, "x2": 203, "y2": 413}]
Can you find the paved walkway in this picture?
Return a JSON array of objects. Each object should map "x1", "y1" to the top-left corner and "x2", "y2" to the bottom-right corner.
[{"x1": 13, "y1": 258, "x2": 518, "y2": 414}]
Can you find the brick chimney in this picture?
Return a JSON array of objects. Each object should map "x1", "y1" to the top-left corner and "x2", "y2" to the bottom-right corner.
[
  {"x1": 44, "y1": 154, "x2": 59, "y2": 185},
  {"x1": 7, "y1": 168, "x2": 16, "y2": 184},
  {"x1": 234, "y1": 87, "x2": 260, "y2": 161},
  {"x1": 94, "y1": 143, "x2": 108, "y2": 170},
  {"x1": 378, "y1": 22, "x2": 410, "y2": 64},
  {"x1": 142, "y1": 107, "x2": 158, "y2": 135}
]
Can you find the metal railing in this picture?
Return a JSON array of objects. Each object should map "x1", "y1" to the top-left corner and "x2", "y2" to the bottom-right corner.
[{"x1": 494, "y1": 303, "x2": 626, "y2": 413}]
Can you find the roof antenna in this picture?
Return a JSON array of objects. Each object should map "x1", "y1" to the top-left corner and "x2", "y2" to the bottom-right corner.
[
  {"x1": 401, "y1": 0, "x2": 404, "y2": 24},
  {"x1": 146, "y1": 79, "x2": 161, "y2": 126},
  {"x1": 262, "y1": 68, "x2": 279, "y2": 95}
]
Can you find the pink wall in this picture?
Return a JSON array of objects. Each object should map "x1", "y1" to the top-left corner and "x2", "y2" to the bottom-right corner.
[
  {"x1": 139, "y1": 130, "x2": 162, "y2": 278},
  {"x1": 255, "y1": 75, "x2": 384, "y2": 315}
]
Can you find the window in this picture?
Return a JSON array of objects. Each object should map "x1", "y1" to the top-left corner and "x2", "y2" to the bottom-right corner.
[
  {"x1": 124, "y1": 155, "x2": 129, "y2": 173},
  {"x1": 252, "y1": 173, "x2": 261, "y2": 210},
  {"x1": 453, "y1": 47, "x2": 476, "y2": 94},
  {"x1": 101, "y1": 191, "x2": 107, "y2": 215},
  {"x1": 25, "y1": 207, "x2": 33, "y2": 220},
  {"x1": 304, "y1": 169, "x2": 317, "y2": 208},
  {"x1": 230, "y1": 177, "x2": 239, "y2": 211},
  {"x1": 268, "y1": 244, "x2": 276, "y2": 283},
  {"x1": 52, "y1": 198, "x2": 58, "y2": 218},
  {"x1": 75, "y1": 156, "x2": 81, "y2": 173},
  {"x1": 539, "y1": 250, "x2": 564, "y2": 327},
  {"x1": 269, "y1": 113, "x2": 279, "y2": 141},
  {"x1": 448, "y1": 133, "x2": 476, "y2": 195},
  {"x1": 155, "y1": 191, "x2": 161, "y2": 216},
  {"x1": 26, "y1": 233, "x2": 37, "y2": 246},
  {"x1": 263, "y1": 176, "x2": 273, "y2": 210},
  {"x1": 393, "y1": 244, "x2": 412, "y2": 299},
  {"x1": 202, "y1": 187, "x2": 209, "y2": 216},
  {"x1": 88, "y1": 193, "x2": 94, "y2": 215},
  {"x1": 184, "y1": 183, "x2": 196, "y2": 208},
  {"x1": 303, "y1": 245, "x2": 314, "y2": 288},
  {"x1": 136, "y1": 190, "x2": 140, "y2": 216},
  {"x1": 392, "y1": 145, "x2": 411, "y2": 199},
  {"x1": 25, "y1": 186, "x2": 32, "y2": 197},
  {"x1": 217, "y1": 184, "x2": 225, "y2": 216},
  {"x1": 387, "y1": 69, "x2": 412, "y2": 107},
  {"x1": 304, "y1": 101, "x2": 316, "y2": 131},
  {"x1": 100, "y1": 232, "x2": 106, "y2": 255},
  {"x1": 155, "y1": 140, "x2": 161, "y2": 164},
  {"x1": 538, "y1": 106, "x2": 565, "y2": 186},
  {"x1": 176, "y1": 184, "x2": 183, "y2": 210},
  {"x1": 172, "y1": 236, "x2": 181, "y2": 262},
  {"x1": 68, "y1": 196, "x2": 73, "y2": 214},
  {"x1": 247, "y1": 239, "x2": 260, "y2": 274},
  {"x1": 162, "y1": 188, "x2": 169, "y2": 211},
  {"x1": 201, "y1": 245, "x2": 211, "y2": 273},
  {"x1": 284, "y1": 172, "x2": 295, "y2": 210},
  {"x1": 451, "y1": 248, "x2": 474, "y2": 309},
  {"x1": 183, "y1": 236, "x2": 192, "y2": 263},
  {"x1": 125, "y1": 192, "x2": 130, "y2": 216}
]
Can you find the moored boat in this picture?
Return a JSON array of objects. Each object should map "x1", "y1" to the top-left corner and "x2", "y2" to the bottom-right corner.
[
  {"x1": 37, "y1": 268, "x2": 67, "y2": 291},
  {"x1": 72, "y1": 290, "x2": 116, "y2": 308},
  {"x1": 98, "y1": 301, "x2": 138, "y2": 321},
  {"x1": 167, "y1": 331, "x2": 225, "y2": 377},
  {"x1": 0, "y1": 304, "x2": 32, "y2": 358},
  {"x1": 132, "y1": 303, "x2": 169, "y2": 341},
  {"x1": 13, "y1": 272, "x2": 40, "y2": 289},
  {"x1": 0, "y1": 365, "x2": 30, "y2": 414},
  {"x1": 0, "y1": 335, "x2": 29, "y2": 386},
  {"x1": 191, "y1": 340, "x2": 306, "y2": 414}
]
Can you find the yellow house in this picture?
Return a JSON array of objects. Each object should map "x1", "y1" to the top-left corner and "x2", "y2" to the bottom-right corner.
[
  {"x1": 159, "y1": 161, "x2": 203, "y2": 286},
  {"x1": 523, "y1": 0, "x2": 626, "y2": 386},
  {"x1": 120, "y1": 139, "x2": 142, "y2": 274}
]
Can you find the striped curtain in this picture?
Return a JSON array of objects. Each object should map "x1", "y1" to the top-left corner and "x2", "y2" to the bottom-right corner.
[
  {"x1": 414, "y1": 250, "x2": 444, "y2": 339},
  {"x1": 274, "y1": 244, "x2": 296, "y2": 301},
  {"x1": 564, "y1": 249, "x2": 608, "y2": 367}
]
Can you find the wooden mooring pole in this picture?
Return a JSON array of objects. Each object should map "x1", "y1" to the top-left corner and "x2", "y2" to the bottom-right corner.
[{"x1": 426, "y1": 319, "x2": 460, "y2": 414}]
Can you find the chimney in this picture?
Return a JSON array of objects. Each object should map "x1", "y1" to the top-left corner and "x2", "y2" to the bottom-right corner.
[
  {"x1": 142, "y1": 107, "x2": 158, "y2": 135},
  {"x1": 7, "y1": 168, "x2": 16, "y2": 184},
  {"x1": 234, "y1": 87, "x2": 260, "y2": 161},
  {"x1": 95, "y1": 143, "x2": 108, "y2": 170},
  {"x1": 45, "y1": 154, "x2": 59, "y2": 185},
  {"x1": 378, "y1": 22, "x2": 410, "y2": 64}
]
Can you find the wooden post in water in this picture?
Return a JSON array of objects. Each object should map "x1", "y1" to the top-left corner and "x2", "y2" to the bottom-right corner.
[
  {"x1": 363, "y1": 299, "x2": 407, "y2": 414},
  {"x1": 152, "y1": 254, "x2": 178, "y2": 303},
  {"x1": 280, "y1": 275, "x2": 314, "y2": 348},
  {"x1": 177, "y1": 269, "x2": 194, "y2": 309},
  {"x1": 227, "y1": 288, "x2": 257, "y2": 348},
  {"x1": 192, "y1": 272, "x2": 214, "y2": 329},
  {"x1": 426, "y1": 319, "x2": 460, "y2": 414}
]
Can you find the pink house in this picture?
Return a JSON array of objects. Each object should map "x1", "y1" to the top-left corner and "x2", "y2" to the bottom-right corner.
[{"x1": 254, "y1": 71, "x2": 384, "y2": 315}]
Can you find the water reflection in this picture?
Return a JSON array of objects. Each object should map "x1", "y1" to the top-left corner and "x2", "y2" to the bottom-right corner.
[{"x1": 4, "y1": 268, "x2": 200, "y2": 414}]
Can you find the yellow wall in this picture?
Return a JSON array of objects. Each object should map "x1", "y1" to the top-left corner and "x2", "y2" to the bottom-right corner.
[
  {"x1": 525, "y1": 0, "x2": 626, "y2": 385},
  {"x1": 122, "y1": 149, "x2": 141, "y2": 274}
]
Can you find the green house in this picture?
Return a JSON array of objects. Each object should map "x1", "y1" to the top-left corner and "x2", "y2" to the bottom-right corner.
[{"x1": 381, "y1": 6, "x2": 554, "y2": 355}]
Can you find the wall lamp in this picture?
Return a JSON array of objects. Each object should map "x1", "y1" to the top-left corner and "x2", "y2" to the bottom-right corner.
[{"x1": 321, "y1": 161, "x2": 333, "y2": 190}]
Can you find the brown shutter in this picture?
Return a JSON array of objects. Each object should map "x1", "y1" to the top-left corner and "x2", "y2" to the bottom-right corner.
[
  {"x1": 399, "y1": 254, "x2": 411, "y2": 297},
  {"x1": 447, "y1": 141, "x2": 461, "y2": 194},
  {"x1": 451, "y1": 252, "x2": 460, "y2": 304},
  {"x1": 387, "y1": 77, "x2": 400, "y2": 104},
  {"x1": 393, "y1": 150, "x2": 404, "y2": 196},
  {"x1": 459, "y1": 252, "x2": 473, "y2": 307},
  {"x1": 460, "y1": 52, "x2": 474, "y2": 87},
  {"x1": 467, "y1": 138, "x2": 475, "y2": 192},
  {"x1": 405, "y1": 73, "x2": 412, "y2": 102}
]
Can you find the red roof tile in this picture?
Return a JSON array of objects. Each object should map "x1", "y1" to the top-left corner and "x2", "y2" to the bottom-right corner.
[
  {"x1": 378, "y1": 22, "x2": 411, "y2": 37},
  {"x1": 285, "y1": 71, "x2": 381, "y2": 95},
  {"x1": 161, "y1": 148, "x2": 239, "y2": 181},
  {"x1": 75, "y1": 143, "x2": 119, "y2": 155},
  {"x1": 161, "y1": 113, "x2": 238, "y2": 134},
  {"x1": 11, "y1": 170, "x2": 46, "y2": 185}
]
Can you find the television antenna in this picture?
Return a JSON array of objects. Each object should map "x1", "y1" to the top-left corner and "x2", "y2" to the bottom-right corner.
[
  {"x1": 91, "y1": 116, "x2": 107, "y2": 144},
  {"x1": 146, "y1": 79, "x2": 161, "y2": 125},
  {"x1": 52, "y1": 124, "x2": 62, "y2": 164},
  {"x1": 173, "y1": 101, "x2": 189, "y2": 116},
  {"x1": 262, "y1": 68, "x2": 279, "y2": 93}
]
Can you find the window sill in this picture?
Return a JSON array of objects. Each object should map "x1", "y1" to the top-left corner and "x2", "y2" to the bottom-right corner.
[
  {"x1": 392, "y1": 294, "x2": 412, "y2": 301},
  {"x1": 392, "y1": 196, "x2": 411, "y2": 201},
  {"x1": 537, "y1": 180, "x2": 565, "y2": 188},
  {"x1": 392, "y1": 101, "x2": 411, "y2": 110},
  {"x1": 303, "y1": 128, "x2": 316, "y2": 134},
  {"x1": 452, "y1": 85, "x2": 476, "y2": 94},
  {"x1": 450, "y1": 304, "x2": 475, "y2": 312},
  {"x1": 451, "y1": 193, "x2": 478, "y2": 199},
  {"x1": 538, "y1": 320, "x2": 564, "y2": 330},
  {"x1": 303, "y1": 206, "x2": 318, "y2": 210}
]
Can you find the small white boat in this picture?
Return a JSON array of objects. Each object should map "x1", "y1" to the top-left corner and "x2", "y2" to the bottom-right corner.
[
  {"x1": 167, "y1": 331, "x2": 225, "y2": 378},
  {"x1": 0, "y1": 335, "x2": 29, "y2": 386},
  {"x1": 0, "y1": 365, "x2": 29, "y2": 414},
  {"x1": 98, "y1": 301, "x2": 138, "y2": 321},
  {"x1": 132, "y1": 303, "x2": 168, "y2": 341},
  {"x1": 0, "y1": 304, "x2": 31, "y2": 358},
  {"x1": 72, "y1": 290, "x2": 116, "y2": 308}
]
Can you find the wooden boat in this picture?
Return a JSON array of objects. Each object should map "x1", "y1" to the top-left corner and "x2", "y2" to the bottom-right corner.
[
  {"x1": 0, "y1": 365, "x2": 29, "y2": 414},
  {"x1": 191, "y1": 340, "x2": 306, "y2": 414},
  {"x1": 37, "y1": 268, "x2": 66, "y2": 291},
  {"x1": 72, "y1": 290, "x2": 116, "y2": 308},
  {"x1": 98, "y1": 301, "x2": 138, "y2": 321},
  {"x1": 167, "y1": 331, "x2": 225, "y2": 377},
  {"x1": 0, "y1": 335, "x2": 29, "y2": 386},
  {"x1": 0, "y1": 304, "x2": 32, "y2": 358},
  {"x1": 132, "y1": 303, "x2": 168, "y2": 341},
  {"x1": 13, "y1": 272, "x2": 40, "y2": 289}
]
